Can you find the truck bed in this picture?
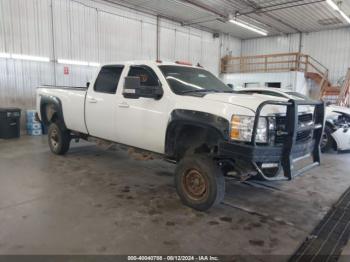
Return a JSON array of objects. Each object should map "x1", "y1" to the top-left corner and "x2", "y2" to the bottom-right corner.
[{"x1": 36, "y1": 85, "x2": 88, "y2": 134}]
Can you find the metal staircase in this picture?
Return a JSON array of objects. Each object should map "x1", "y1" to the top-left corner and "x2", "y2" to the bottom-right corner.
[{"x1": 337, "y1": 68, "x2": 350, "y2": 107}]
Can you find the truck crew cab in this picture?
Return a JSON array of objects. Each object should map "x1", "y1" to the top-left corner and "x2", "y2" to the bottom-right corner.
[{"x1": 36, "y1": 61, "x2": 325, "y2": 211}]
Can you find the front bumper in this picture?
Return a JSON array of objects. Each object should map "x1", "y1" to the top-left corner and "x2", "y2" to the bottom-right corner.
[
  {"x1": 219, "y1": 140, "x2": 315, "y2": 163},
  {"x1": 219, "y1": 99, "x2": 325, "y2": 181}
]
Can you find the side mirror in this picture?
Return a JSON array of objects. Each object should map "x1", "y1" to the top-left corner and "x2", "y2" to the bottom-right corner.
[
  {"x1": 123, "y1": 76, "x2": 141, "y2": 99},
  {"x1": 227, "y1": 83, "x2": 233, "y2": 89},
  {"x1": 123, "y1": 76, "x2": 163, "y2": 99},
  {"x1": 86, "y1": 82, "x2": 90, "y2": 88}
]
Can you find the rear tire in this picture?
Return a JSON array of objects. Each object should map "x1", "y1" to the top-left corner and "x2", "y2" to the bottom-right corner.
[
  {"x1": 175, "y1": 154, "x2": 225, "y2": 211},
  {"x1": 48, "y1": 122, "x2": 71, "y2": 155}
]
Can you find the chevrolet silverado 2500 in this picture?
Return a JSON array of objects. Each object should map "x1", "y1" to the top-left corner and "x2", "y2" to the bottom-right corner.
[{"x1": 37, "y1": 61, "x2": 325, "y2": 211}]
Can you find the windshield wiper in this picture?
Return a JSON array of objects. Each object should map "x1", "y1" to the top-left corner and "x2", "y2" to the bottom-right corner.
[{"x1": 180, "y1": 89, "x2": 219, "y2": 94}]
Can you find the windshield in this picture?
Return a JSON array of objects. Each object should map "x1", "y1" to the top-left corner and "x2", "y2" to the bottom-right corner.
[
  {"x1": 159, "y1": 65, "x2": 232, "y2": 94},
  {"x1": 285, "y1": 92, "x2": 309, "y2": 100}
]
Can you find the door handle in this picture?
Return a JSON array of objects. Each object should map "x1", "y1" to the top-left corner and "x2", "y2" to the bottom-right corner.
[
  {"x1": 88, "y1": 98, "x2": 98, "y2": 103},
  {"x1": 118, "y1": 102, "x2": 129, "y2": 108}
]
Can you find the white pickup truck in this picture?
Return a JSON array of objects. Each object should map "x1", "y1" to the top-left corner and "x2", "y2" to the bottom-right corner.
[{"x1": 36, "y1": 61, "x2": 325, "y2": 211}]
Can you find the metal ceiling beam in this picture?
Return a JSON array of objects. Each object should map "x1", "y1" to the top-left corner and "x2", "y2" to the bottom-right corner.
[
  {"x1": 239, "y1": 0, "x2": 325, "y2": 17},
  {"x1": 180, "y1": 0, "x2": 286, "y2": 35},
  {"x1": 181, "y1": 17, "x2": 221, "y2": 26},
  {"x1": 98, "y1": 0, "x2": 217, "y2": 33},
  {"x1": 222, "y1": 0, "x2": 289, "y2": 33},
  {"x1": 179, "y1": 0, "x2": 227, "y2": 18},
  {"x1": 235, "y1": 0, "x2": 302, "y2": 32},
  {"x1": 180, "y1": 0, "x2": 299, "y2": 34}
]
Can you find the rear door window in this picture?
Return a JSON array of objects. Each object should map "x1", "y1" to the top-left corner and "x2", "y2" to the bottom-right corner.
[
  {"x1": 94, "y1": 66, "x2": 124, "y2": 94},
  {"x1": 127, "y1": 66, "x2": 159, "y2": 87}
]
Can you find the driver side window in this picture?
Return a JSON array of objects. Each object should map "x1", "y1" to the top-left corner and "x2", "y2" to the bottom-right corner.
[{"x1": 127, "y1": 66, "x2": 159, "y2": 87}]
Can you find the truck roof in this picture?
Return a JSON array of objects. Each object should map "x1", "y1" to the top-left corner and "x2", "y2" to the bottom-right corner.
[{"x1": 101, "y1": 60, "x2": 200, "y2": 68}]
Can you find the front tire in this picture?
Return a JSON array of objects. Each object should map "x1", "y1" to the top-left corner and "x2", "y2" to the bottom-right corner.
[
  {"x1": 175, "y1": 154, "x2": 225, "y2": 211},
  {"x1": 48, "y1": 123, "x2": 71, "y2": 155}
]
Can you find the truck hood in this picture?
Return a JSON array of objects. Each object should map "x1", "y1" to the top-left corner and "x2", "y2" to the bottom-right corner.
[
  {"x1": 327, "y1": 105, "x2": 350, "y2": 116},
  {"x1": 202, "y1": 93, "x2": 291, "y2": 115}
]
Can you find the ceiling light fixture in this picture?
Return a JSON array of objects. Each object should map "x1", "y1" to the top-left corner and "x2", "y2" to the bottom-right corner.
[
  {"x1": 0, "y1": 52, "x2": 50, "y2": 62},
  {"x1": 11, "y1": 54, "x2": 50, "y2": 62},
  {"x1": 229, "y1": 19, "x2": 268, "y2": 36},
  {"x1": 326, "y1": 0, "x2": 339, "y2": 10},
  {"x1": 339, "y1": 10, "x2": 350, "y2": 23},
  {"x1": 57, "y1": 59, "x2": 89, "y2": 66},
  {"x1": 326, "y1": 0, "x2": 350, "y2": 24},
  {"x1": 0, "y1": 52, "x2": 11, "y2": 58},
  {"x1": 57, "y1": 59, "x2": 100, "y2": 67},
  {"x1": 88, "y1": 62, "x2": 100, "y2": 67}
]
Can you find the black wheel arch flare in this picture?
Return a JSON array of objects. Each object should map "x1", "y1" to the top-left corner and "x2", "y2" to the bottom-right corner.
[
  {"x1": 165, "y1": 109, "x2": 231, "y2": 158},
  {"x1": 40, "y1": 95, "x2": 67, "y2": 129}
]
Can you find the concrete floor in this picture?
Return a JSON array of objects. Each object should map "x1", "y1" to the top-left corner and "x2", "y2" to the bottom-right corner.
[{"x1": 0, "y1": 136, "x2": 350, "y2": 259}]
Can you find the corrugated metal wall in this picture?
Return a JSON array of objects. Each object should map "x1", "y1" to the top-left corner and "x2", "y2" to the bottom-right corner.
[
  {"x1": 1, "y1": 0, "x2": 349, "y2": 113},
  {"x1": 302, "y1": 28, "x2": 350, "y2": 84},
  {"x1": 221, "y1": 34, "x2": 242, "y2": 57},
  {"x1": 0, "y1": 0, "x2": 55, "y2": 108},
  {"x1": 241, "y1": 27, "x2": 350, "y2": 84},
  {"x1": 0, "y1": 0, "x2": 236, "y2": 109},
  {"x1": 241, "y1": 34, "x2": 300, "y2": 56}
]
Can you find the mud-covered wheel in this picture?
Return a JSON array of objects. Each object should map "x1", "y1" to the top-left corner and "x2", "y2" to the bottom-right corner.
[
  {"x1": 321, "y1": 125, "x2": 334, "y2": 153},
  {"x1": 175, "y1": 154, "x2": 225, "y2": 211},
  {"x1": 48, "y1": 122, "x2": 71, "y2": 155}
]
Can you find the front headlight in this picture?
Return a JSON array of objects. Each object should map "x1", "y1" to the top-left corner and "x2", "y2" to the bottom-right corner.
[{"x1": 230, "y1": 115, "x2": 268, "y2": 143}]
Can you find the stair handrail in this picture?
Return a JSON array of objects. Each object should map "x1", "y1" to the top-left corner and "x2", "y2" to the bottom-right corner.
[
  {"x1": 221, "y1": 52, "x2": 328, "y2": 77},
  {"x1": 319, "y1": 69, "x2": 330, "y2": 98},
  {"x1": 337, "y1": 68, "x2": 350, "y2": 107},
  {"x1": 301, "y1": 54, "x2": 328, "y2": 76}
]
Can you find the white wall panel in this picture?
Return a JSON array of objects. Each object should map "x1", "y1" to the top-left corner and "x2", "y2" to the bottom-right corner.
[
  {"x1": 159, "y1": 19, "x2": 222, "y2": 75},
  {"x1": 241, "y1": 28, "x2": 350, "y2": 85},
  {"x1": 141, "y1": 21, "x2": 157, "y2": 60},
  {"x1": 189, "y1": 32, "x2": 202, "y2": 65},
  {"x1": 0, "y1": 60, "x2": 54, "y2": 108},
  {"x1": 0, "y1": 0, "x2": 54, "y2": 112},
  {"x1": 242, "y1": 34, "x2": 300, "y2": 56},
  {"x1": 201, "y1": 33, "x2": 220, "y2": 75},
  {"x1": 0, "y1": 0, "x2": 237, "y2": 112},
  {"x1": 53, "y1": 0, "x2": 99, "y2": 61},
  {"x1": 159, "y1": 25, "x2": 176, "y2": 61},
  {"x1": 55, "y1": 63, "x2": 97, "y2": 87},
  {"x1": 221, "y1": 34, "x2": 242, "y2": 57},
  {"x1": 174, "y1": 29, "x2": 190, "y2": 61},
  {"x1": 0, "y1": 0, "x2": 52, "y2": 56},
  {"x1": 302, "y1": 28, "x2": 350, "y2": 84},
  {"x1": 222, "y1": 71, "x2": 296, "y2": 89},
  {"x1": 98, "y1": 11, "x2": 142, "y2": 62}
]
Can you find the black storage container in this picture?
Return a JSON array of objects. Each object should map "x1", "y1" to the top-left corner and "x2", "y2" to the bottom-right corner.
[{"x1": 0, "y1": 108, "x2": 21, "y2": 139}]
